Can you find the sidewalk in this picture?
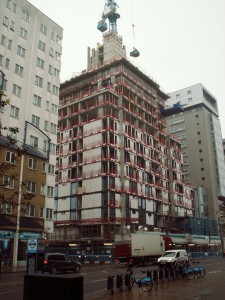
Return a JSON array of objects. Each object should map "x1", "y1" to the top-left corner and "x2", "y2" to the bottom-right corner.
[
  {"x1": 1, "y1": 265, "x2": 26, "y2": 273},
  {"x1": 87, "y1": 268, "x2": 225, "y2": 300}
]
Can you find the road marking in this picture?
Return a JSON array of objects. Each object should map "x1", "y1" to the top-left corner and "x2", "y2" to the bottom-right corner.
[
  {"x1": 0, "y1": 290, "x2": 23, "y2": 295},
  {"x1": 84, "y1": 288, "x2": 106, "y2": 295}
]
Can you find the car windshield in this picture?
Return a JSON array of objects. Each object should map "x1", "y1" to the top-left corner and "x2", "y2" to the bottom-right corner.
[{"x1": 161, "y1": 252, "x2": 176, "y2": 258}]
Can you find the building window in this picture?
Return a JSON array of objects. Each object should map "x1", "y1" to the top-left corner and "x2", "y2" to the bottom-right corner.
[
  {"x1": 52, "y1": 85, "x2": 59, "y2": 96},
  {"x1": 199, "y1": 149, "x2": 202, "y2": 153},
  {"x1": 56, "y1": 35, "x2": 62, "y2": 45},
  {"x1": 46, "y1": 208, "x2": 53, "y2": 219},
  {"x1": 26, "y1": 181, "x2": 36, "y2": 194},
  {"x1": 176, "y1": 94, "x2": 180, "y2": 99},
  {"x1": 201, "y1": 168, "x2": 204, "y2": 171},
  {"x1": 12, "y1": 3, "x2": 17, "y2": 12},
  {"x1": 43, "y1": 141, "x2": 48, "y2": 152},
  {"x1": 49, "y1": 48, "x2": 54, "y2": 57},
  {"x1": 37, "y1": 57, "x2": 45, "y2": 69},
  {"x1": 47, "y1": 186, "x2": 54, "y2": 197},
  {"x1": 10, "y1": 20, "x2": 15, "y2": 31},
  {"x1": 170, "y1": 125, "x2": 185, "y2": 133},
  {"x1": 0, "y1": 35, "x2": 6, "y2": 46},
  {"x1": 47, "y1": 82, "x2": 51, "y2": 92},
  {"x1": 44, "y1": 120, "x2": 49, "y2": 131},
  {"x1": 17, "y1": 45, "x2": 26, "y2": 58},
  {"x1": 30, "y1": 135, "x2": 38, "y2": 148},
  {"x1": 48, "y1": 65, "x2": 53, "y2": 75},
  {"x1": 46, "y1": 100, "x2": 50, "y2": 111},
  {"x1": 50, "y1": 143, "x2": 56, "y2": 154},
  {"x1": 0, "y1": 55, "x2": 3, "y2": 66},
  {"x1": 195, "y1": 114, "x2": 199, "y2": 118},
  {"x1": 10, "y1": 105, "x2": 19, "y2": 118},
  {"x1": 5, "y1": 151, "x2": 16, "y2": 164},
  {"x1": 15, "y1": 64, "x2": 24, "y2": 76},
  {"x1": 50, "y1": 123, "x2": 57, "y2": 134},
  {"x1": 6, "y1": 0, "x2": 11, "y2": 9},
  {"x1": 19, "y1": 27, "x2": 28, "y2": 39},
  {"x1": 51, "y1": 32, "x2": 55, "y2": 41},
  {"x1": 40, "y1": 24, "x2": 47, "y2": 35},
  {"x1": 35, "y1": 75, "x2": 43, "y2": 87},
  {"x1": 1, "y1": 203, "x2": 12, "y2": 214},
  {"x1": 198, "y1": 140, "x2": 201, "y2": 144},
  {"x1": 3, "y1": 175, "x2": 14, "y2": 189},
  {"x1": 7, "y1": 39, "x2": 12, "y2": 50},
  {"x1": 38, "y1": 40, "x2": 46, "y2": 52},
  {"x1": 40, "y1": 185, "x2": 45, "y2": 196},
  {"x1": 3, "y1": 16, "x2": 9, "y2": 27},
  {"x1": 33, "y1": 94, "x2": 41, "y2": 107},
  {"x1": 55, "y1": 51, "x2": 61, "y2": 61},
  {"x1": 187, "y1": 90, "x2": 191, "y2": 94},
  {"x1": 51, "y1": 104, "x2": 58, "y2": 114},
  {"x1": 12, "y1": 84, "x2": 22, "y2": 97},
  {"x1": 42, "y1": 162, "x2": 46, "y2": 173},
  {"x1": 48, "y1": 164, "x2": 55, "y2": 175},
  {"x1": 5, "y1": 58, "x2": 10, "y2": 69},
  {"x1": 26, "y1": 205, "x2": 35, "y2": 217},
  {"x1": 39, "y1": 207, "x2": 44, "y2": 217},
  {"x1": 21, "y1": 10, "x2": 30, "y2": 22},
  {"x1": 31, "y1": 114, "x2": 40, "y2": 127},
  {"x1": 54, "y1": 68, "x2": 60, "y2": 78},
  {"x1": 28, "y1": 158, "x2": 38, "y2": 170},
  {"x1": 202, "y1": 177, "x2": 205, "y2": 181}
]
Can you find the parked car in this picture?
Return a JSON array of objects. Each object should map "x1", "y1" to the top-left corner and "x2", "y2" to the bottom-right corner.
[
  {"x1": 44, "y1": 253, "x2": 81, "y2": 274},
  {"x1": 157, "y1": 250, "x2": 188, "y2": 266}
]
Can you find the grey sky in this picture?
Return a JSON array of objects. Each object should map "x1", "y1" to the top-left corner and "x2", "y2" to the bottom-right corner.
[{"x1": 29, "y1": 0, "x2": 225, "y2": 137}]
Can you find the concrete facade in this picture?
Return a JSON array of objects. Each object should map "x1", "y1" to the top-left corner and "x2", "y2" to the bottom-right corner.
[
  {"x1": 165, "y1": 84, "x2": 225, "y2": 220},
  {"x1": 0, "y1": 0, "x2": 63, "y2": 262}
]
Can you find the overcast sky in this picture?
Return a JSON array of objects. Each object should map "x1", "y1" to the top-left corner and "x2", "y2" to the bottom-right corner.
[{"x1": 29, "y1": 0, "x2": 225, "y2": 137}]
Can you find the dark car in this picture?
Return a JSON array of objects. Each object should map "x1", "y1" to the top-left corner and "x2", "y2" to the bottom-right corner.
[{"x1": 44, "y1": 253, "x2": 81, "y2": 274}]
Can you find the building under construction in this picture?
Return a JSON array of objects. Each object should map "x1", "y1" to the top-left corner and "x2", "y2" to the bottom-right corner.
[{"x1": 52, "y1": 1, "x2": 195, "y2": 256}]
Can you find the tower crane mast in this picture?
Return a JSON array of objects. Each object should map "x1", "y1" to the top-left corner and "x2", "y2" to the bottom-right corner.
[{"x1": 97, "y1": 0, "x2": 120, "y2": 33}]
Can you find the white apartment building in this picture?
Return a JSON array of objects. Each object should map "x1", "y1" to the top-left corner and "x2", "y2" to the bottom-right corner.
[
  {"x1": 0, "y1": 0, "x2": 63, "y2": 264},
  {"x1": 165, "y1": 83, "x2": 225, "y2": 220}
]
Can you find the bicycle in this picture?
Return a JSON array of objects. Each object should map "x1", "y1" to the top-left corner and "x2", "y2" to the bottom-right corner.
[
  {"x1": 190, "y1": 261, "x2": 206, "y2": 278},
  {"x1": 174, "y1": 262, "x2": 195, "y2": 280},
  {"x1": 123, "y1": 267, "x2": 153, "y2": 292}
]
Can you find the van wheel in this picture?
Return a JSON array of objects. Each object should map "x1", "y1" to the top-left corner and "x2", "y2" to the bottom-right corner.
[{"x1": 50, "y1": 266, "x2": 58, "y2": 274}]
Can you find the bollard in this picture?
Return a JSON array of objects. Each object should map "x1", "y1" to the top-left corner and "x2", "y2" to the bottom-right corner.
[
  {"x1": 124, "y1": 273, "x2": 130, "y2": 287},
  {"x1": 159, "y1": 268, "x2": 164, "y2": 281},
  {"x1": 153, "y1": 269, "x2": 158, "y2": 283},
  {"x1": 116, "y1": 274, "x2": 123, "y2": 289},
  {"x1": 164, "y1": 267, "x2": 169, "y2": 280},
  {"x1": 169, "y1": 266, "x2": 175, "y2": 279},
  {"x1": 107, "y1": 276, "x2": 114, "y2": 294}
]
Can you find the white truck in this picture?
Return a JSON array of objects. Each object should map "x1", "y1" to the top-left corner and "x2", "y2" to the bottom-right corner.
[{"x1": 114, "y1": 232, "x2": 171, "y2": 265}]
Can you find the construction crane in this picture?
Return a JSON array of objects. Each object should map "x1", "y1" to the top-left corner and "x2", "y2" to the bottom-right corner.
[
  {"x1": 97, "y1": 0, "x2": 120, "y2": 33},
  {"x1": 97, "y1": 0, "x2": 140, "y2": 58}
]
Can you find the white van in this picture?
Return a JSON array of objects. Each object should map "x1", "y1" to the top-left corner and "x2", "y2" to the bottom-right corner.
[{"x1": 157, "y1": 250, "x2": 188, "y2": 266}]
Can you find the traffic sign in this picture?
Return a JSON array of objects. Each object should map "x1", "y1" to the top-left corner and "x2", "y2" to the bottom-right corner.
[{"x1": 28, "y1": 239, "x2": 37, "y2": 252}]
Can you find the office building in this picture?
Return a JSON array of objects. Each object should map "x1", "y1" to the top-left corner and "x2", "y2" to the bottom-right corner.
[{"x1": 164, "y1": 84, "x2": 225, "y2": 221}]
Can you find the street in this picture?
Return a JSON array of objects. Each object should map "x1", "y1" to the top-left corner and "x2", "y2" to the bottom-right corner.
[{"x1": 0, "y1": 258, "x2": 225, "y2": 300}]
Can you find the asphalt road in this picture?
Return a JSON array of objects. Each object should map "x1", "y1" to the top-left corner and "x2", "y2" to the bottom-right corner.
[{"x1": 0, "y1": 258, "x2": 225, "y2": 300}]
